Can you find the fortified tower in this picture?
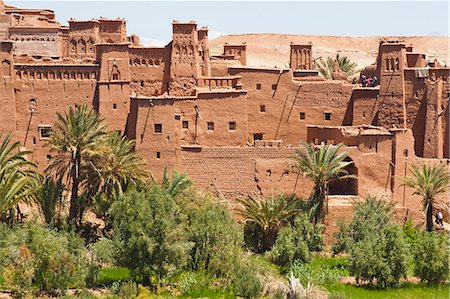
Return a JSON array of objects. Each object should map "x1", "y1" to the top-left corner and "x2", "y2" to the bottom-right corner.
[
  {"x1": 169, "y1": 21, "x2": 201, "y2": 96},
  {"x1": 197, "y1": 27, "x2": 211, "y2": 76},
  {"x1": 223, "y1": 44, "x2": 246, "y2": 66},
  {"x1": 96, "y1": 43, "x2": 131, "y2": 133},
  {"x1": 290, "y1": 43, "x2": 312, "y2": 70},
  {"x1": 377, "y1": 40, "x2": 407, "y2": 128}
]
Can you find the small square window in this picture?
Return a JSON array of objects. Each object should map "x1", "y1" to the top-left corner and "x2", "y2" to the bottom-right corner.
[
  {"x1": 182, "y1": 121, "x2": 189, "y2": 129},
  {"x1": 113, "y1": 103, "x2": 117, "y2": 109},
  {"x1": 175, "y1": 115, "x2": 180, "y2": 120},
  {"x1": 253, "y1": 133, "x2": 263, "y2": 141},
  {"x1": 112, "y1": 73, "x2": 119, "y2": 81},
  {"x1": 154, "y1": 123, "x2": 162, "y2": 133},
  {"x1": 156, "y1": 152, "x2": 161, "y2": 159},
  {"x1": 260, "y1": 105, "x2": 266, "y2": 112},
  {"x1": 46, "y1": 154, "x2": 52, "y2": 160},
  {"x1": 207, "y1": 121, "x2": 214, "y2": 131},
  {"x1": 272, "y1": 84, "x2": 277, "y2": 91},
  {"x1": 256, "y1": 83, "x2": 262, "y2": 90},
  {"x1": 39, "y1": 126, "x2": 52, "y2": 139},
  {"x1": 299, "y1": 112, "x2": 305, "y2": 120},
  {"x1": 324, "y1": 112, "x2": 331, "y2": 121},
  {"x1": 32, "y1": 137, "x2": 36, "y2": 145},
  {"x1": 229, "y1": 121, "x2": 236, "y2": 131}
]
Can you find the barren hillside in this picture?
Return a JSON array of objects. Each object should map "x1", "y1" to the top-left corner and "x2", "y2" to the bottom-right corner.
[{"x1": 209, "y1": 34, "x2": 449, "y2": 69}]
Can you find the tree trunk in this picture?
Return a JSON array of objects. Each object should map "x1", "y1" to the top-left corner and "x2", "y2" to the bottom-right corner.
[
  {"x1": 263, "y1": 228, "x2": 276, "y2": 252},
  {"x1": 69, "y1": 154, "x2": 80, "y2": 226},
  {"x1": 426, "y1": 201, "x2": 433, "y2": 232}
]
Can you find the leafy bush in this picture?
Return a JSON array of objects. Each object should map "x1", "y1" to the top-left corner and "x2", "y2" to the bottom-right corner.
[
  {"x1": 233, "y1": 261, "x2": 262, "y2": 299},
  {"x1": 335, "y1": 196, "x2": 409, "y2": 288},
  {"x1": 270, "y1": 213, "x2": 323, "y2": 267},
  {"x1": 109, "y1": 185, "x2": 191, "y2": 284},
  {"x1": 187, "y1": 202, "x2": 243, "y2": 280},
  {"x1": 413, "y1": 231, "x2": 449, "y2": 285},
  {"x1": 403, "y1": 218, "x2": 418, "y2": 245},
  {"x1": 0, "y1": 222, "x2": 90, "y2": 296}
]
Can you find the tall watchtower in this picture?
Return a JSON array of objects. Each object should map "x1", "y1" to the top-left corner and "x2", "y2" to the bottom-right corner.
[
  {"x1": 169, "y1": 21, "x2": 201, "y2": 96},
  {"x1": 290, "y1": 43, "x2": 312, "y2": 70},
  {"x1": 377, "y1": 40, "x2": 407, "y2": 128}
]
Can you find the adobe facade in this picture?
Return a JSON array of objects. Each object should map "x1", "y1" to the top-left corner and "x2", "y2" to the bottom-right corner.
[{"x1": 0, "y1": 1, "x2": 449, "y2": 223}]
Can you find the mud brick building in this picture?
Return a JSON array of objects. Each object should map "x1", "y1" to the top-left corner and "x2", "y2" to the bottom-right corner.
[{"x1": 0, "y1": 1, "x2": 448, "y2": 226}]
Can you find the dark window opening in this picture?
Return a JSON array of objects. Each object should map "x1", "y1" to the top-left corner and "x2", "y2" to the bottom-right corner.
[
  {"x1": 299, "y1": 112, "x2": 305, "y2": 120},
  {"x1": 174, "y1": 115, "x2": 180, "y2": 120},
  {"x1": 229, "y1": 121, "x2": 236, "y2": 131},
  {"x1": 272, "y1": 84, "x2": 277, "y2": 91},
  {"x1": 207, "y1": 121, "x2": 214, "y2": 131},
  {"x1": 32, "y1": 137, "x2": 36, "y2": 145},
  {"x1": 156, "y1": 152, "x2": 161, "y2": 159},
  {"x1": 256, "y1": 83, "x2": 262, "y2": 90},
  {"x1": 140, "y1": 81, "x2": 144, "y2": 87},
  {"x1": 253, "y1": 133, "x2": 263, "y2": 141},
  {"x1": 329, "y1": 157, "x2": 357, "y2": 195},
  {"x1": 154, "y1": 123, "x2": 162, "y2": 133},
  {"x1": 404, "y1": 149, "x2": 409, "y2": 157},
  {"x1": 112, "y1": 73, "x2": 119, "y2": 81},
  {"x1": 182, "y1": 121, "x2": 189, "y2": 129},
  {"x1": 260, "y1": 105, "x2": 266, "y2": 112},
  {"x1": 46, "y1": 154, "x2": 52, "y2": 160},
  {"x1": 39, "y1": 126, "x2": 52, "y2": 139},
  {"x1": 324, "y1": 112, "x2": 331, "y2": 121},
  {"x1": 113, "y1": 103, "x2": 117, "y2": 109}
]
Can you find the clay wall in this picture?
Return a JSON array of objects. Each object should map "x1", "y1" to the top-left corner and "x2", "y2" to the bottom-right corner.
[
  {"x1": 13, "y1": 63, "x2": 98, "y2": 169},
  {"x1": 228, "y1": 67, "x2": 353, "y2": 145},
  {"x1": 0, "y1": 42, "x2": 17, "y2": 141},
  {"x1": 9, "y1": 27, "x2": 61, "y2": 58},
  {"x1": 350, "y1": 88, "x2": 380, "y2": 126},
  {"x1": 406, "y1": 53, "x2": 426, "y2": 68},
  {"x1": 129, "y1": 90, "x2": 248, "y2": 179},
  {"x1": 129, "y1": 47, "x2": 170, "y2": 96}
]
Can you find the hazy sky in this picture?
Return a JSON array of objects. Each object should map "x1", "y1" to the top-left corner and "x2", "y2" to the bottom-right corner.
[{"x1": 8, "y1": 1, "x2": 450, "y2": 45}]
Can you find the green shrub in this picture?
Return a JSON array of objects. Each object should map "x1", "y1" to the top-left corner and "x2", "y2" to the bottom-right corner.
[
  {"x1": 233, "y1": 262, "x2": 262, "y2": 299},
  {"x1": 2, "y1": 244, "x2": 35, "y2": 298},
  {"x1": 413, "y1": 231, "x2": 449, "y2": 285},
  {"x1": 0, "y1": 222, "x2": 90, "y2": 296},
  {"x1": 89, "y1": 237, "x2": 116, "y2": 266},
  {"x1": 109, "y1": 185, "x2": 191, "y2": 284},
  {"x1": 350, "y1": 223, "x2": 409, "y2": 288},
  {"x1": 117, "y1": 281, "x2": 138, "y2": 298},
  {"x1": 187, "y1": 202, "x2": 243, "y2": 280},
  {"x1": 403, "y1": 218, "x2": 418, "y2": 245},
  {"x1": 335, "y1": 196, "x2": 409, "y2": 288},
  {"x1": 270, "y1": 213, "x2": 323, "y2": 267}
]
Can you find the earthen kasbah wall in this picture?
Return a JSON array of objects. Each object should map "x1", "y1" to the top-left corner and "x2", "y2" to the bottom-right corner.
[{"x1": 0, "y1": 1, "x2": 449, "y2": 221}]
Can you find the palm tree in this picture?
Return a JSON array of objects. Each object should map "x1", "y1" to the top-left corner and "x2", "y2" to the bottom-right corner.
[
  {"x1": 401, "y1": 163, "x2": 450, "y2": 231},
  {"x1": 90, "y1": 132, "x2": 149, "y2": 219},
  {"x1": 35, "y1": 176, "x2": 64, "y2": 225},
  {"x1": 160, "y1": 167, "x2": 192, "y2": 198},
  {"x1": 293, "y1": 142, "x2": 353, "y2": 225},
  {"x1": 237, "y1": 193, "x2": 302, "y2": 251},
  {"x1": 0, "y1": 133, "x2": 39, "y2": 222},
  {"x1": 315, "y1": 55, "x2": 359, "y2": 79},
  {"x1": 45, "y1": 105, "x2": 106, "y2": 226}
]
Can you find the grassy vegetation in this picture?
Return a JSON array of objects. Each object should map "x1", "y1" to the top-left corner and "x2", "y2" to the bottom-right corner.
[
  {"x1": 97, "y1": 267, "x2": 131, "y2": 286},
  {"x1": 326, "y1": 282, "x2": 450, "y2": 299}
]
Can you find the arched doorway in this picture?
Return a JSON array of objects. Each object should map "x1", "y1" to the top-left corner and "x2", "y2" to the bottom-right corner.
[{"x1": 329, "y1": 157, "x2": 358, "y2": 195}]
